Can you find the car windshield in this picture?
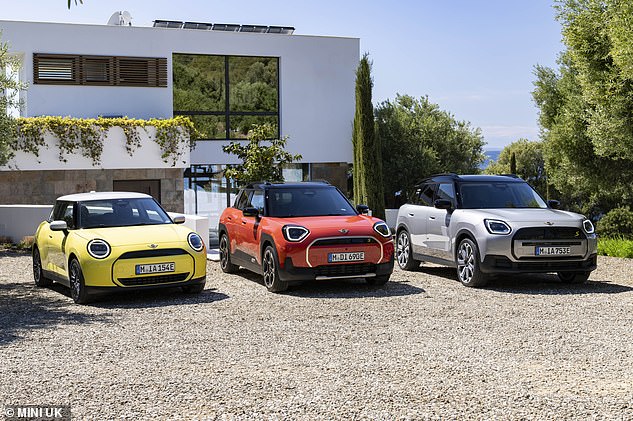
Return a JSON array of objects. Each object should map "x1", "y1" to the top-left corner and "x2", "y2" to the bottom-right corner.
[
  {"x1": 78, "y1": 198, "x2": 173, "y2": 228},
  {"x1": 267, "y1": 187, "x2": 357, "y2": 217},
  {"x1": 459, "y1": 182, "x2": 547, "y2": 209}
]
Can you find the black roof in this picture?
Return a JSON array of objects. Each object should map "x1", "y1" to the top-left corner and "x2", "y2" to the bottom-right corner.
[
  {"x1": 244, "y1": 181, "x2": 332, "y2": 189},
  {"x1": 417, "y1": 174, "x2": 524, "y2": 185}
]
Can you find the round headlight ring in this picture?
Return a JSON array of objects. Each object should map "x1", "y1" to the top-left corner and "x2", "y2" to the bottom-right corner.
[
  {"x1": 373, "y1": 222, "x2": 391, "y2": 238},
  {"x1": 87, "y1": 239, "x2": 111, "y2": 259},
  {"x1": 188, "y1": 232, "x2": 205, "y2": 252}
]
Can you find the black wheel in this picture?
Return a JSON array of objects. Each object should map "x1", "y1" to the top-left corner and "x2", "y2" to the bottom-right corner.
[
  {"x1": 558, "y1": 271, "x2": 590, "y2": 284},
  {"x1": 366, "y1": 274, "x2": 390, "y2": 286},
  {"x1": 69, "y1": 258, "x2": 91, "y2": 304},
  {"x1": 456, "y1": 238, "x2": 488, "y2": 287},
  {"x1": 396, "y1": 229, "x2": 419, "y2": 271},
  {"x1": 33, "y1": 247, "x2": 52, "y2": 287},
  {"x1": 262, "y1": 245, "x2": 288, "y2": 293},
  {"x1": 182, "y1": 282, "x2": 205, "y2": 293},
  {"x1": 219, "y1": 233, "x2": 238, "y2": 274}
]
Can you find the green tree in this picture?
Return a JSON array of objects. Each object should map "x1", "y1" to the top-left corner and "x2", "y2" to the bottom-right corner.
[
  {"x1": 532, "y1": 0, "x2": 633, "y2": 216},
  {"x1": 0, "y1": 35, "x2": 25, "y2": 166},
  {"x1": 352, "y1": 54, "x2": 385, "y2": 219},
  {"x1": 222, "y1": 123, "x2": 301, "y2": 185},
  {"x1": 485, "y1": 139, "x2": 548, "y2": 198},
  {"x1": 376, "y1": 95, "x2": 485, "y2": 207}
]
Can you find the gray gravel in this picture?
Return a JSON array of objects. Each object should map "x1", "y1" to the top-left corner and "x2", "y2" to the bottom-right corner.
[{"x1": 1, "y1": 251, "x2": 632, "y2": 420}]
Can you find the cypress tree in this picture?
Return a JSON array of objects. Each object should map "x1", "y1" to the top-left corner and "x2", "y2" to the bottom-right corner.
[
  {"x1": 352, "y1": 54, "x2": 385, "y2": 219},
  {"x1": 510, "y1": 152, "x2": 517, "y2": 175}
]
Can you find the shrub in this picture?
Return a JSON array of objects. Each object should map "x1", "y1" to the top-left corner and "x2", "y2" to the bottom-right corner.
[
  {"x1": 597, "y1": 207, "x2": 633, "y2": 239},
  {"x1": 597, "y1": 237, "x2": 633, "y2": 258}
]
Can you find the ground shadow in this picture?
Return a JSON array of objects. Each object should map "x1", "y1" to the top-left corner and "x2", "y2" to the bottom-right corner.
[
  {"x1": 89, "y1": 287, "x2": 230, "y2": 309},
  {"x1": 233, "y1": 269, "x2": 427, "y2": 299},
  {"x1": 415, "y1": 264, "x2": 633, "y2": 296},
  {"x1": 0, "y1": 281, "x2": 111, "y2": 346}
]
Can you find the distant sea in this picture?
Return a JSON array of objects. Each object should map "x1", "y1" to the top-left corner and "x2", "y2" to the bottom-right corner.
[{"x1": 480, "y1": 149, "x2": 501, "y2": 170}]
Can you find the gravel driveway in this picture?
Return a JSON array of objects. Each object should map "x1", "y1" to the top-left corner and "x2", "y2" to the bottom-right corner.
[{"x1": 1, "y1": 252, "x2": 632, "y2": 420}]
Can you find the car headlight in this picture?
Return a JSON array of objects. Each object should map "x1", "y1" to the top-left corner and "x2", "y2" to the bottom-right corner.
[
  {"x1": 373, "y1": 221, "x2": 391, "y2": 238},
  {"x1": 188, "y1": 232, "x2": 205, "y2": 252},
  {"x1": 87, "y1": 239, "x2": 111, "y2": 259},
  {"x1": 282, "y1": 225, "x2": 310, "y2": 242},
  {"x1": 582, "y1": 219, "x2": 595, "y2": 234},
  {"x1": 484, "y1": 219, "x2": 512, "y2": 235}
]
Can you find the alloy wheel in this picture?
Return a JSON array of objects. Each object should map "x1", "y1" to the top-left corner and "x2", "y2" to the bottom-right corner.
[
  {"x1": 69, "y1": 260, "x2": 81, "y2": 300},
  {"x1": 262, "y1": 249, "x2": 275, "y2": 288},
  {"x1": 220, "y1": 236, "x2": 229, "y2": 270},
  {"x1": 33, "y1": 249, "x2": 41, "y2": 283},
  {"x1": 457, "y1": 241, "x2": 475, "y2": 284},
  {"x1": 396, "y1": 232, "x2": 410, "y2": 268}
]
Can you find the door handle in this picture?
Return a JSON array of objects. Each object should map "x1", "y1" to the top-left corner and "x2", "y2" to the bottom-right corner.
[
  {"x1": 49, "y1": 235, "x2": 53, "y2": 238},
  {"x1": 227, "y1": 216, "x2": 232, "y2": 221},
  {"x1": 241, "y1": 220, "x2": 247, "y2": 225},
  {"x1": 429, "y1": 216, "x2": 436, "y2": 220},
  {"x1": 408, "y1": 213, "x2": 415, "y2": 217}
]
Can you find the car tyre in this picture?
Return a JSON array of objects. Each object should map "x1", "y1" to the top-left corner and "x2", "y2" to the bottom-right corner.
[
  {"x1": 396, "y1": 229, "x2": 420, "y2": 271},
  {"x1": 69, "y1": 258, "x2": 92, "y2": 304},
  {"x1": 557, "y1": 271, "x2": 590, "y2": 284},
  {"x1": 33, "y1": 247, "x2": 52, "y2": 287},
  {"x1": 366, "y1": 274, "x2": 390, "y2": 286},
  {"x1": 219, "y1": 233, "x2": 239, "y2": 274},
  {"x1": 262, "y1": 245, "x2": 288, "y2": 293},
  {"x1": 456, "y1": 238, "x2": 488, "y2": 287}
]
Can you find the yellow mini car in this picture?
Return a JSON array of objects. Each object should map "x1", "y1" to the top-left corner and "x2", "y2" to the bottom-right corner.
[{"x1": 32, "y1": 192, "x2": 207, "y2": 304}]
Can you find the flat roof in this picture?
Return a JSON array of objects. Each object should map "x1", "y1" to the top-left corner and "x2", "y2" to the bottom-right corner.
[{"x1": 57, "y1": 191, "x2": 152, "y2": 202}]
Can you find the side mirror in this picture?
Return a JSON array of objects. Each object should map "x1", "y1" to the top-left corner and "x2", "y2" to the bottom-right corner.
[
  {"x1": 434, "y1": 199, "x2": 453, "y2": 210},
  {"x1": 172, "y1": 215, "x2": 186, "y2": 224},
  {"x1": 548, "y1": 200, "x2": 560, "y2": 209},
  {"x1": 50, "y1": 220, "x2": 68, "y2": 231},
  {"x1": 356, "y1": 204, "x2": 370, "y2": 215},
  {"x1": 243, "y1": 207, "x2": 260, "y2": 218}
]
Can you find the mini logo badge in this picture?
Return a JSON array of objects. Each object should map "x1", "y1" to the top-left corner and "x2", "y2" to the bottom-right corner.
[
  {"x1": 544, "y1": 221, "x2": 554, "y2": 226},
  {"x1": 338, "y1": 229, "x2": 349, "y2": 234},
  {"x1": 148, "y1": 244, "x2": 158, "y2": 249}
]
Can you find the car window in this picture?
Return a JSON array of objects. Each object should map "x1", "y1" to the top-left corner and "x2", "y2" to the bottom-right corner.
[
  {"x1": 419, "y1": 184, "x2": 436, "y2": 206},
  {"x1": 59, "y1": 203, "x2": 74, "y2": 229},
  {"x1": 78, "y1": 198, "x2": 172, "y2": 228},
  {"x1": 459, "y1": 182, "x2": 547, "y2": 209},
  {"x1": 436, "y1": 183, "x2": 456, "y2": 205},
  {"x1": 250, "y1": 190, "x2": 265, "y2": 213},
  {"x1": 267, "y1": 187, "x2": 356, "y2": 217},
  {"x1": 234, "y1": 190, "x2": 252, "y2": 210}
]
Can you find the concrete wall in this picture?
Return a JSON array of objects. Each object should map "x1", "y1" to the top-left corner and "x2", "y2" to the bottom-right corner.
[
  {"x1": 0, "y1": 19, "x2": 358, "y2": 165},
  {"x1": 1, "y1": 126, "x2": 189, "y2": 171},
  {"x1": 0, "y1": 205, "x2": 53, "y2": 243}
]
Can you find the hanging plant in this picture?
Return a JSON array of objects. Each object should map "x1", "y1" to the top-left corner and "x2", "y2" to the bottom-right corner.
[{"x1": 13, "y1": 116, "x2": 198, "y2": 166}]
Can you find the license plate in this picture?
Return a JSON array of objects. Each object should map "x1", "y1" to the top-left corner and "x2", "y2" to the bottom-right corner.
[
  {"x1": 328, "y1": 252, "x2": 365, "y2": 263},
  {"x1": 135, "y1": 262, "x2": 175, "y2": 275},
  {"x1": 535, "y1": 246, "x2": 571, "y2": 256}
]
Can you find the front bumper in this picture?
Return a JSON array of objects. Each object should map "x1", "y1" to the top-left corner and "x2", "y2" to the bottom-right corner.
[
  {"x1": 278, "y1": 256, "x2": 394, "y2": 283},
  {"x1": 480, "y1": 254, "x2": 597, "y2": 274},
  {"x1": 86, "y1": 275, "x2": 206, "y2": 293}
]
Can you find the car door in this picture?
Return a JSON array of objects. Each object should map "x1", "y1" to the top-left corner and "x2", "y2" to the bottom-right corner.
[
  {"x1": 233, "y1": 189, "x2": 254, "y2": 260},
  {"x1": 225, "y1": 190, "x2": 249, "y2": 253},
  {"x1": 48, "y1": 201, "x2": 74, "y2": 277},
  {"x1": 240, "y1": 189, "x2": 265, "y2": 262},
  {"x1": 409, "y1": 183, "x2": 436, "y2": 255},
  {"x1": 426, "y1": 182, "x2": 455, "y2": 261}
]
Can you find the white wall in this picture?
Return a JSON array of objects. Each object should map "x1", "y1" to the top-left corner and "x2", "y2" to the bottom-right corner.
[
  {"x1": 0, "y1": 126, "x2": 190, "y2": 171},
  {"x1": 0, "y1": 20, "x2": 358, "y2": 164},
  {"x1": 0, "y1": 205, "x2": 53, "y2": 243}
]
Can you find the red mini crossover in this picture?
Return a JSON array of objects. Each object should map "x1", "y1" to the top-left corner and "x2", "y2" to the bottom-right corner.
[{"x1": 218, "y1": 182, "x2": 395, "y2": 292}]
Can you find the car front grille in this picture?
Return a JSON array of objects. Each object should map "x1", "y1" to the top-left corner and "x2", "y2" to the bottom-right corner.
[
  {"x1": 314, "y1": 263, "x2": 376, "y2": 278},
  {"x1": 117, "y1": 272, "x2": 190, "y2": 286},
  {"x1": 513, "y1": 227, "x2": 585, "y2": 240},
  {"x1": 118, "y1": 248, "x2": 189, "y2": 259},
  {"x1": 312, "y1": 237, "x2": 377, "y2": 247}
]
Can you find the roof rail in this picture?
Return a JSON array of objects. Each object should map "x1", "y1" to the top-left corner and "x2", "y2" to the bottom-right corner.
[
  {"x1": 310, "y1": 179, "x2": 331, "y2": 185},
  {"x1": 499, "y1": 174, "x2": 521, "y2": 179}
]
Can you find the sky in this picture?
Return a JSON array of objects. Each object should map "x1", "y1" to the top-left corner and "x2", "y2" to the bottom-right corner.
[{"x1": 0, "y1": 0, "x2": 564, "y2": 150}]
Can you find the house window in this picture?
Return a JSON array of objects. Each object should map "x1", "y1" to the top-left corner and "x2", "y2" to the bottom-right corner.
[
  {"x1": 173, "y1": 54, "x2": 279, "y2": 140},
  {"x1": 33, "y1": 54, "x2": 167, "y2": 87}
]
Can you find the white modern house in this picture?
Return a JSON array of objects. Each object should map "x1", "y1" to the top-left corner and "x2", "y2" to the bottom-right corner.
[{"x1": 0, "y1": 17, "x2": 359, "y2": 237}]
